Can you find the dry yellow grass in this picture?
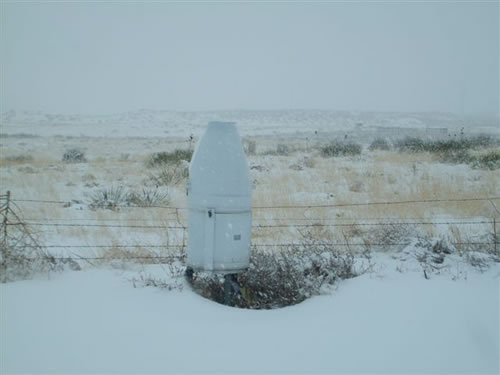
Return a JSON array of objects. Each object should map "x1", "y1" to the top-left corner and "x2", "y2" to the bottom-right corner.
[{"x1": 1, "y1": 134, "x2": 497, "y2": 258}]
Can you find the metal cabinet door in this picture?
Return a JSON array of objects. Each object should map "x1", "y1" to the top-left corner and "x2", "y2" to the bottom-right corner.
[{"x1": 214, "y1": 212, "x2": 251, "y2": 268}]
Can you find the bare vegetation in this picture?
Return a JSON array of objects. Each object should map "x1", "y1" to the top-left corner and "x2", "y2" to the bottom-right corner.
[
  {"x1": 1, "y1": 195, "x2": 79, "y2": 282},
  {"x1": 395, "y1": 135, "x2": 494, "y2": 153},
  {"x1": 303, "y1": 156, "x2": 316, "y2": 168},
  {"x1": 471, "y1": 150, "x2": 500, "y2": 170},
  {"x1": 147, "y1": 164, "x2": 189, "y2": 187},
  {"x1": 394, "y1": 135, "x2": 500, "y2": 169},
  {"x1": 4, "y1": 154, "x2": 34, "y2": 163},
  {"x1": 0, "y1": 222, "x2": 55, "y2": 282},
  {"x1": 0, "y1": 133, "x2": 38, "y2": 138},
  {"x1": 188, "y1": 232, "x2": 361, "y2": 309},
  {"x1": 127, "y1": 188, "x2": 170, "y2": 207},
  {"x1": 369, "y1": 138, "x2": 391, "y2": 151},
  {"x1": 364, "y1": 223, "x2": 419, "y2": 251},
  {"x1": 62, "y1": 148, "x2": 86, "y2": 162},
  {"x1": 276, "y1": 143, "x2": 290, "y2": 156},
  {"x1": 87, "y1": 186, "x2": 170, "y2": 209},
  {"x1": 98, "y1": 245, "x2": 182, "y2": 267},
  {"x1": 321, "y1": 140, "x2": 362, "y2": 157},
  {"x1": 147, "y1": 149, "x2": 193, "y2": 167},
  {"x1": 88, "y1": 186, "x2": 129, "y2": 210},
  {"x1": 2, "y1": 126, "x2": 498, "y2": 293},
  {"x1": 244, "y1": 139, "x2": 257, "y2": 155}
]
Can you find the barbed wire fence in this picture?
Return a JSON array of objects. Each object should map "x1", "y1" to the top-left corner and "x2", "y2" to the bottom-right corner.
[
  {"x1": 1, "y1": 191, "x2": 59, "y2": 282},
  {"x1": 1, "y1": 192, "x2": 498, "y2": 268}
]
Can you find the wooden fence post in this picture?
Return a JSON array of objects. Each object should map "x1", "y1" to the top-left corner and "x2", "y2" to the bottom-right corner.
[
  {"x1": 494, "y1": 217, "x2": 497, "y2": 255},
  {"x1": 1, "y1": 191, "x2": 10, "y2": 282}
]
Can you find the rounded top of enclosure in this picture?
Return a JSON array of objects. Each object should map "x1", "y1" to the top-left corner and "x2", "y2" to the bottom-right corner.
[{"x1": 189, "y1": 121, "x2": 251, "y2": 204}]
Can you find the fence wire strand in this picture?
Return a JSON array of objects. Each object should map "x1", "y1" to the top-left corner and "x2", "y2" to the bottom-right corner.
[
  {"x1": 14, "y1": 241, "x2": 499, "y2": 263},
  {"x1": 5, "y1": 220, "x2": 492, "y2": 230},
  {"x1": 11, "y1": 196, "x2": 500, "y2": 210}
]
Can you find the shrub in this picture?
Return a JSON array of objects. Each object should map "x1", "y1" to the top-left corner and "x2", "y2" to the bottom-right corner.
[
  {"x1": 127, "y1": 188, "x2": 170, "y2": 207},
  {"x1": 457, "y1": 135, "x2": 494, "y2": 149},
  {"x1": 148, "y1": 164, "x2": 189, "y2": 186},
  {"x1": 5, "y1": 154, "x2": 34, "y2": 163},
  {"x1": 147, "y1": 149, "x2": 192, "y2": 167},
  {"x1": 82, "y1": 174, "x2": 97, "y2": 188},
  {"x1": 289, "y1": 163, "x2": 303, "y2": 171},
  {"x1": 303, "y1": 156, "x2": 316, "y2": 168},
  {"x1": 189, "y1": 234, "x2": 360, "y2": 309},
  {"x1": 349, "y1": 180, "x2": 364, "y2": 193},
  {"x1": 276, "y1": 144, "x2": 290, "y2": 156},
  {"x1": 409, "y1": 237, "x2": 457, "y2": 278},
  {"x1": 0, "y1": 133, "x2": 38, "y2": 139},
  {"x1": 88, "y1": 185, "x2": 172, "y2": 209},
  {"x1": 88, "y1": 186, "x2": 129, "y2": 210},
  {"x1": 395, "y1": 136, "x2": 496, "y2": 154},
  {"x1": 320, "y1": 140, "x2": 362, "y2": 157},
  {"x1": 394, "y1": 137, "x2": 427, "y2": 153},
  {"x1": 237, "y1": 245, "x2": 356, "y2": 309},
  {"x1": 17, "y1": 166, "x2": 37, "y2": 174},
  {"x1": 131, "y1": 252, "x2": 186, "y2": 289},
  {"x1": 132, "y1": 269, "x2": 185, "y2": 290},
  {"x1": 394, "y1": 136, "x2": 499, "y2": 169},
  {"x1": 369, "y1": 138, "x2": 391, "y2": 151},
  {"x1": 244, "y1": 139, "x2": 257, "y2": 155},
  {"x1": 471, "y1": 150, "x2": 500, "y2": 170},
  {"x1": 364, "y1": 223, "x2": 418, "y2": 251},
  {"x1": 464, "y1": 251, "x2": 493, "y2": 272},
  {"x1": 439, "y1": 150, "x2": 473, "y2": 165},
  {"x1": 63, "y1": 148, "x2": 86, "y2": 162},
  {"x1": 119, "y1": 153, "x2": 130, "y2": 161}
]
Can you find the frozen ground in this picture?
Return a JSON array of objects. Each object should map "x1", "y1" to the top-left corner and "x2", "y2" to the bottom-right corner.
[{"x1": 2, "y1": 253, "x2": 499, "y2": 374}]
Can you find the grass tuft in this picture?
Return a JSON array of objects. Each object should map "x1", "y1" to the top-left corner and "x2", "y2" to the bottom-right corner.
[{"x1": 147, "y1": 150, "x2": 193, "y2": 167}]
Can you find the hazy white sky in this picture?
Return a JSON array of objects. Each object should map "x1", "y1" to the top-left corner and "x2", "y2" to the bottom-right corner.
[{"x1": 1, "y1": 1, "x2": 498, "y2": 115}]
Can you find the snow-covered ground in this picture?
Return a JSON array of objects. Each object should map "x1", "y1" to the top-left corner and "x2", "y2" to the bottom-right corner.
[
  {"x1": 2, "y1": 109, "x2": 499, "y2": 138},
  {"x1": 1, "y1": 110, "x2": 499, "y2": 373},
  {"x1": 2, "y1": 253, "x2": 499, "y2": 373}
]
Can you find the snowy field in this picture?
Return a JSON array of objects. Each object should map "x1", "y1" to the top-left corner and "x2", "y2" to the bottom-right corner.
[
  {"x1": 3, "y1": 258, "x2": 499, "y2": 373},
  {"x1": 1, "y1": 110, "x2": 499, "y2": 373}
]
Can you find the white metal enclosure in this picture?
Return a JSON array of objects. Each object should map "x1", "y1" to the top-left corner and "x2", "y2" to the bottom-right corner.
[{"x1": 187, "y1": 121, "x2": 252, "y2": 273}]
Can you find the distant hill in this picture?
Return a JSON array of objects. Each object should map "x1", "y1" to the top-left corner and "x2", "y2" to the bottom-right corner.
[{"x1": 1, "y1": 109, "x2": 498, "y2": 138}]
